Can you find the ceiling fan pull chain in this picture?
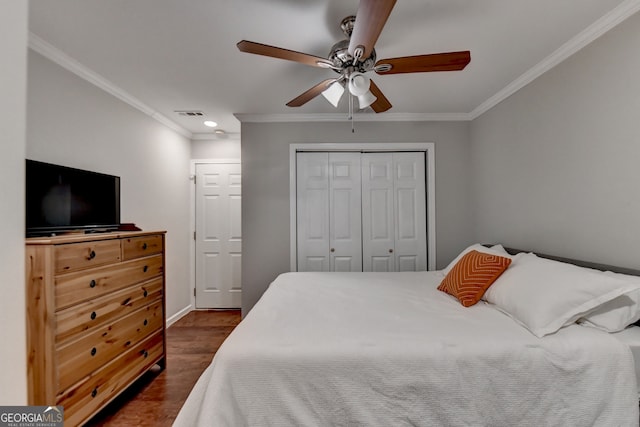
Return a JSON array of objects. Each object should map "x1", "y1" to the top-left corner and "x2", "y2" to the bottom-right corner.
[
  {"x1": 351, "y1": 99, "x2": 355, "y2": 133},
  {"x1": 348, "y1": 87, "x2": 355, "y2": 133}
]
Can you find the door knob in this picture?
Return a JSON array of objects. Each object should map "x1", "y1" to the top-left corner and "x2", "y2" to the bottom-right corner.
[
  {"x1": 330, "y1": 248, "x2": 335, "y2": 253},
  {"x1": 388, "y1": 249, "x2": 393, "y2": 253}
]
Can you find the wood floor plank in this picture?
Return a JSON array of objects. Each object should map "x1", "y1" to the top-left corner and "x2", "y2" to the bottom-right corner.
[{"x1": 87, "y1": 309, "x2": 241, "y2": 426}]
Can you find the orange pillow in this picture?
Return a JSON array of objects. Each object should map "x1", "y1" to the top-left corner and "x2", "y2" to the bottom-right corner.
[{"x1": 438, "y1": 250, "x2": 512, "y2": 307}]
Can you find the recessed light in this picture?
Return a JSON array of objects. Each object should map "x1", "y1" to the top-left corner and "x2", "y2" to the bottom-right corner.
[{"x1": 203, "y1": 120, "x2": 218, "y2": 128}]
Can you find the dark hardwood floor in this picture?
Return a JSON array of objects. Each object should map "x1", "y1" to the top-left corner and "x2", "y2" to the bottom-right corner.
[{"x1": 87, "y1": 309, "x2": 241, "y2": 427}]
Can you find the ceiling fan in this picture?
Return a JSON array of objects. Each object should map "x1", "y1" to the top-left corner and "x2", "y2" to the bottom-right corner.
[{"x1": 237, "y1": 0, "x2": 470, "y2": 114}]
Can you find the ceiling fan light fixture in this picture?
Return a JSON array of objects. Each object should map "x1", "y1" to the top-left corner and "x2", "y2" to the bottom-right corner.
[
  {"x1": 348, "y1": 72, "x2": 370, "y2": 96},
  {"x1": 348, "y1": 72, "x2": 376, "y2": 110},
  {"x1": 321, "y1": 81, "x2": 345, "y2": 108},
  {"x1": 357, "y1": 91, "x2": 377, "y2": 109}
]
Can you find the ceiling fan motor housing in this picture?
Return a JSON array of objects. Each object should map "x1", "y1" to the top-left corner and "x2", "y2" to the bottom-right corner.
[{"x1": 328, "y1": 39, "x2": 376, "y2": 74}]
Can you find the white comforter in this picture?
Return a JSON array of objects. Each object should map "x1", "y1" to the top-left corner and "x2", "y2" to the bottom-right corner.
[{"x1": 174, "y1": 271, "x2": 639, "y2": 427}]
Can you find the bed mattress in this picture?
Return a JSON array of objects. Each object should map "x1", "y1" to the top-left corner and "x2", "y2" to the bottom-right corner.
[{"x1": 175, "y1": 271, "x2": 639, "y2": 427}]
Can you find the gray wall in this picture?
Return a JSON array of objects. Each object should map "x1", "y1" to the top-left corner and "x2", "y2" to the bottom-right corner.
[
  {"x1": 470, "y1": 11, "x2": 640, "y2": 268},
  {"x1": 191, "y1": 137, "x2": 241, "y2": 160},
  {"x1": 0, "y1": 0, "x2": 28, "y2": 405},
  {"x1": 241, "y1": 120, "x2": 472, "y2": 314},
  {"x1": 27, "y1": 51, "x2": 193, "y2": 319}
]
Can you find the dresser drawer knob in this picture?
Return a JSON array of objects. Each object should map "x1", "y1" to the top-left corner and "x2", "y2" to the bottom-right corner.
[
  {"x1": 143, "y1": 290, "x2": 148, "y2": 297},
  {"x1": 142, "y1": 243, "x2": 148, "y2": 250},
  {"x1": 91, "y1": 388, "x2": 98, "y2": 398},
  {"x1": 90, "y1": 347, "x2": 97, "y2": 356},
  {"x1": 143, "y1": 319, "x2": 148, "y2": 326},
  {"x1": 142, "y1": 350, "x2": 149, "y2": 358},
  {"x1": 89, "y1": 280, "x2": 97, "y2": 288},
  {"x1": 90, "y1": 311, "x2": 97, "y2": 320},
  {"x1": 88, "y1": 250, "x2": 96, "y2": 260},
  {"x1": 143, "y1": 265, "x2": 149, "y2": 273}
]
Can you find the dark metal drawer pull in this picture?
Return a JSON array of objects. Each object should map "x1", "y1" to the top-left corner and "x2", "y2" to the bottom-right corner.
[
  {"x1": 142, "y1": 243, "x2": 148, "y2": 250},
  {"x1": 90, "y1": 347, "x2": 97, "y2": 356},
  {"x1": 143, "y1": 290, "x2": 148, "y2": 297},
  {"x1": 90, "y1": 311, "x2": 97, "y2": 320},
  {"x1": 89, "y1": 280, "x2": 97, "y2": 288},
  {"x1": 91, "y1": 388, "x2": 98, "y2": 398},
  {"x1": 88, "y1": 250, "x2": 96, "y2": 260},
  {"x1": 143, "y1": 319, "x2": 148, "y2": 326},
  {"x1": 143, "y1": 265, "x2": 149, "y2": 273}
]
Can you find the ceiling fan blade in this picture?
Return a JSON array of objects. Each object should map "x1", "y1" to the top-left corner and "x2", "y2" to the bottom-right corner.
[
  {"x1": 375, "y1": 51, "x2": 471, "y2": 74},
  {"x1": 369, "y1": 80, "x2": 392, "y2": 113},
  {"x1": 286, "y1": 79, "x2": 338, "y2": 107},
  {"x1": 237, "y1": 40, "x2": 334, "y2": 68},
  {"x1": 348, "y1": 0, "x2": 397, "y2": 61}
]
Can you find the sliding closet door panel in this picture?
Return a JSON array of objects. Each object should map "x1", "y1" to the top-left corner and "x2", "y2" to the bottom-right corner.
[
  {"x1": 393, "y1": 153, "x2": 427, "y2": 271},
  {"x1": 297, "y1": 152, "x2": 330, "y2": 271},
  {"x1": 329, "y1": 153, "x2": 362, "y2": 272},
  {"x1": 362, "y1": 153, "x2": 395, "y2": 272}
]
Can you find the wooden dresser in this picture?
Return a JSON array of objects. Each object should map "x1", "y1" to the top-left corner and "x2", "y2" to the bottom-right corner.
[{"x1": 25, "y1": 230, "x2": 167, "y2": 426}]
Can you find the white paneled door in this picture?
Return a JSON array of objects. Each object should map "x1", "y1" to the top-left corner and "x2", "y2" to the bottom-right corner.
[
  {"x1": 296, "y1": 152, "x2": 362, "y2": 272},
  {"x1": 362, "y1": 152, "x2": 427, "y2": 272},
  {"x1": 296, "y1": 151, "x2": 426, "y2": 272},
  {"x1": 195, "y1": 162, "x2": 242, "y2": 308}
]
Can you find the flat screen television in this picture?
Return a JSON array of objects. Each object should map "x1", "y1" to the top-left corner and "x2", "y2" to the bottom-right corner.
[{"x1": 26, "y1": 159, "x2": 121, "y2": 236}]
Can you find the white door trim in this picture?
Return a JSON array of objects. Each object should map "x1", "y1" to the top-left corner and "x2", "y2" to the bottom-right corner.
[
  {"x1": 289, "y1": 143, "x2": 435, "y2": 272},
  {"x1": 189, "y1": 158, "x2": 241, "y2": 310}
]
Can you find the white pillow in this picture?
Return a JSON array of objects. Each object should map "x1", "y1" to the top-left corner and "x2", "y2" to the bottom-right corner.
[
  {"x1": 578, "y1": 271, "x2": 640, "y2": 332},
  {"x1": 483, "y1": 253, "x2": 639, "y2": 338},
  {"x1": 489, "y1": 244, "x2": 509, "y2": 254},
  {"x1": 442, "y1": 243, "x2": 512, "y2": 275}
]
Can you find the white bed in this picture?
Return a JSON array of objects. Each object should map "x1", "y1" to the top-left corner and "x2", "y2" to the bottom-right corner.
[
  {"x1": 614, "y1": 326, "x2": 640, "y2": 398},
  {"x1": 174, "y1": 269, "x2": 640, "y2": 427}
]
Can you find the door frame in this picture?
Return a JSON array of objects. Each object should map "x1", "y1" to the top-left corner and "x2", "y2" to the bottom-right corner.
[
  {"x1": 289, "y1": 143, "x2": 436, "y2": 272},
  {"x1": 189, "y1": 158, "x2": 241, "y2": 310}
]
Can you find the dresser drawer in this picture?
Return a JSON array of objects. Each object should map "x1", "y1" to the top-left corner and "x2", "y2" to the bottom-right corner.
[
  {"x1": 57, "y1": 331, "x2": 164, "y2": 427},
  {"x1": 55, "y1": 239, "x2": 121, "y2": 273},
  {"x1": 55, "y1": 255, "x2": 163, "y2": 310},
  {"x1": 56, "y1": 300, "x2": 163, "y2": 391},
  {"x1": 56, "y1": 277, "x2": 163, "y2": 345},
  {"x1": 122, "y1": 234, "x2": 163, "y2": 260}
]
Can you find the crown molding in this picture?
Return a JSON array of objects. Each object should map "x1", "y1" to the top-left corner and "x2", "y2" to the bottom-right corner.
[
  {"x1": 234, "y1": 112, "x2": 472, "y2": 123},
  {"x1": 28, "y1": 32, "x2": 192, "y2": 139},
  {"x1": 469, "y1": 0, "x2": 640, "y2": 119}
]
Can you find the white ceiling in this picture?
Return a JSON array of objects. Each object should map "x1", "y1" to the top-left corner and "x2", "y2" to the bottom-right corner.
[{"x1": 28, "y1": 0, "x2": 636, "y2": 137}]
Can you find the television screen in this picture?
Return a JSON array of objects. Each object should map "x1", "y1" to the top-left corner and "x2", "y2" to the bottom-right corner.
[{"x1": 26, "y1": 160, "x2": 121, "y2": 236}]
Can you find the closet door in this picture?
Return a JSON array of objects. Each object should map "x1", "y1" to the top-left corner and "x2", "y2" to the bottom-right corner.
[
  {"x1": 296, "y1": 152, "x2": 330, "y2": 271},
  {"x1": 362, "y1": 152, "x2": 427, "y2": 272},
  {"x1": 296, "y1": 152, "x2": 362, "y2": 272},
  {"x1": 361, "y1": 153, "x2": 396, "y2": 272},
  {"x1": 329, "y1": 153, "x2": 362, "y2": 272},
  {"x1": 393, "y1": 152, "x2": 427, "y2": 271}
]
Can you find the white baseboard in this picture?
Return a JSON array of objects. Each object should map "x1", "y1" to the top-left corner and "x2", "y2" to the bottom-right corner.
[{"x1": 166, "y1": 304, "x2": 193, "y2": 328}]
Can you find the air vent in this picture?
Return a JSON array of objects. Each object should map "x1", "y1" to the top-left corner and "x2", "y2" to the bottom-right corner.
[{"x1": 174, "y1": 110, "x2": 205, "y2": 117}]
